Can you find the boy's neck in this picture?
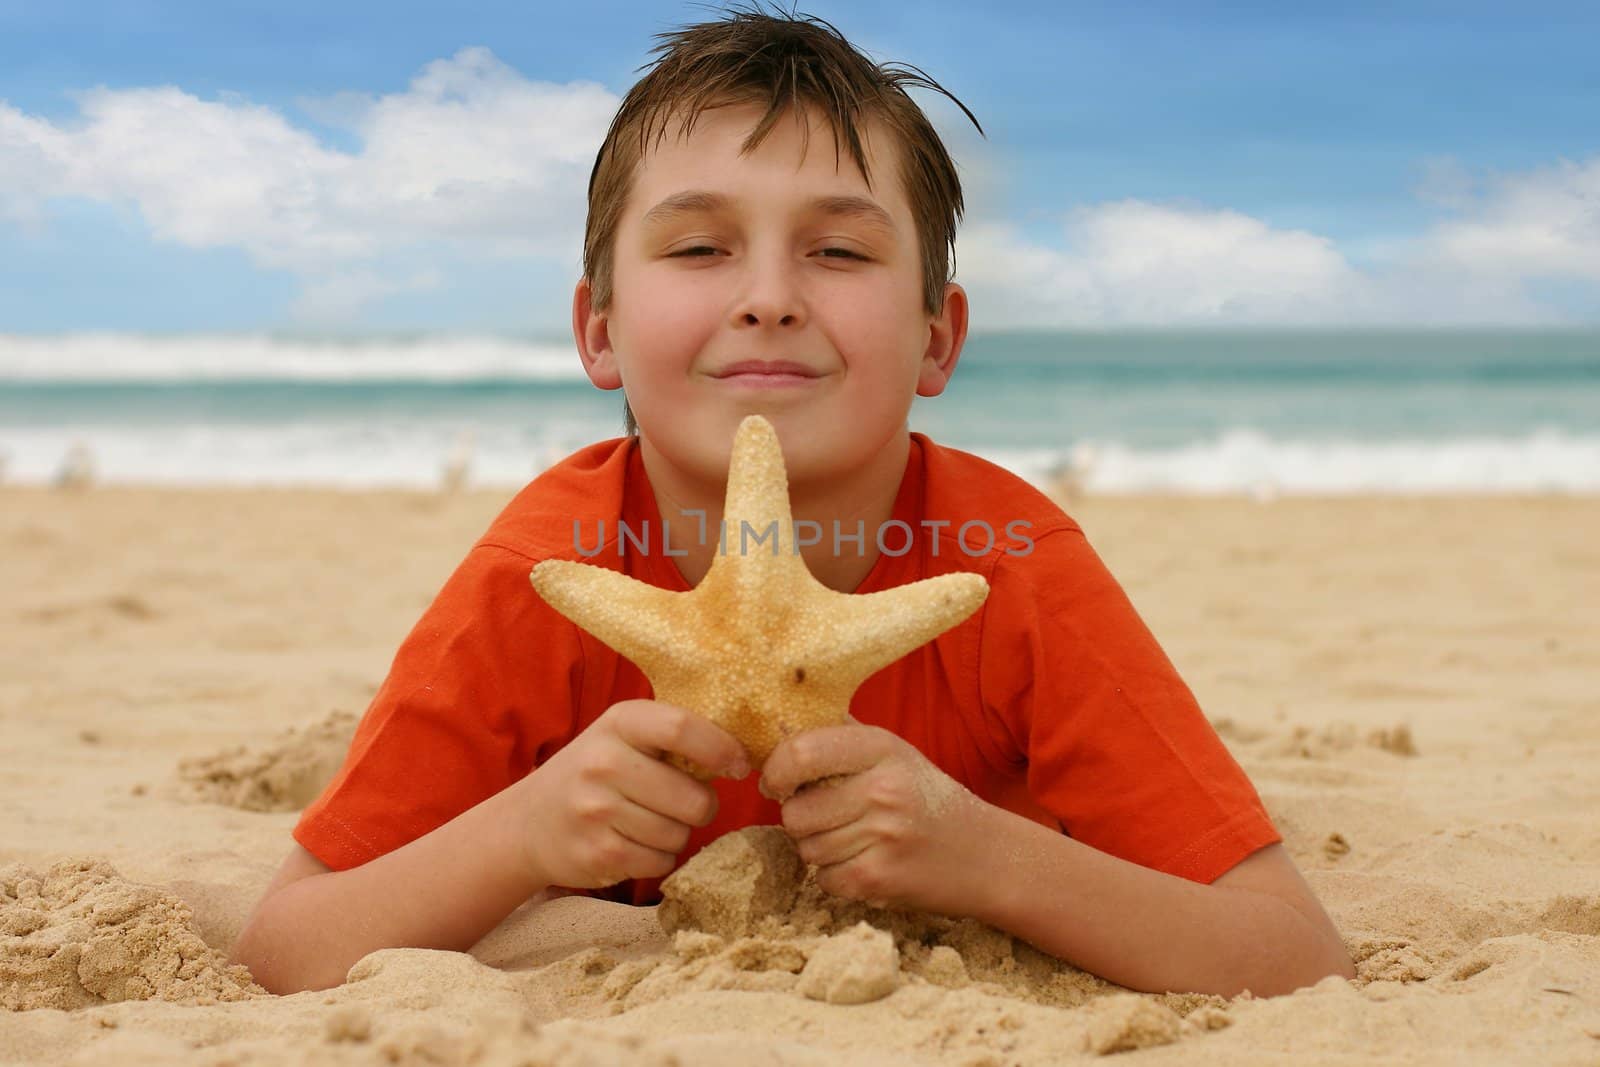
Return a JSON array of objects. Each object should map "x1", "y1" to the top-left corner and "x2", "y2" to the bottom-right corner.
[{"x1": 638, "y1": 429, "x2": 912, "y2": 594}]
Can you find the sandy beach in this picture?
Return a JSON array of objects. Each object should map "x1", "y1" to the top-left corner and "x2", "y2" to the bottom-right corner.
[{"x1": 2, "y1": 484, "x2": 1598, "y2": 1064}]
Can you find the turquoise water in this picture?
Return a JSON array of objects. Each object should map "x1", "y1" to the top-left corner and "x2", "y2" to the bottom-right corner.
[{"x1": 1, "y1": 329, "x2": 1596, "y2": 491}]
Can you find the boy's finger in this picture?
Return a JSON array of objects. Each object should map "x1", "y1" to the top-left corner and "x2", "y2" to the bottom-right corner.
[
  {"x1": 612, "y1": 744, "x2": 722, "y2": 828},
  {"x1": 614, "y1": 700, "x2": 751, "y2": 778},
  {"x1": 611, "y1": 792, "x2": 707, "y2": 851},
  {"x1": 760, "y1": 725, "x2": 880, "y2": 802}
]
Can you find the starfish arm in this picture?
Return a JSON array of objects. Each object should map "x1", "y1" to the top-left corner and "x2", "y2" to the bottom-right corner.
[
  {"x1": 721, "y1": 416, "x2": 796, "y2": 570},
  {"x1": 529, "y1": 560, "x2": 691, "y2": 669},
  {"x1": 799, "y1": 572, "x2": 990, "y2": 684}
]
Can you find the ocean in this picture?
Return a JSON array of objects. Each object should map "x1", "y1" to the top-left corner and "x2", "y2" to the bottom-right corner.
[{"x1": 1, "y1": 329, "x2": 1596, "y2": 494}]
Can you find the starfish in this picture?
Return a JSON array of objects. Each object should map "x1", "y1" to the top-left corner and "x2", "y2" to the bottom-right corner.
[{"x1": 529, "y1": 415, "x2": 989, "y2": 780}]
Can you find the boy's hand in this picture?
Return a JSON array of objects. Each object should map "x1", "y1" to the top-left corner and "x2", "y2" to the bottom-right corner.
[
  {"x1": 514, "y1": 699, "x2": 751, "y2": 890},
  {"x1": 759, "y1": 722, "x2": 996, "y2": 917}
]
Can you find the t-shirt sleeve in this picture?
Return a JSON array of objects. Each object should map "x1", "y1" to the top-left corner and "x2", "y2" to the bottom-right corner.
[
  {"x1": 293, "y1": 542, "x2": 583, "y2": 871},
  {"x1": 979, "y1": 526, "x2": 1281, "y2": 884}
]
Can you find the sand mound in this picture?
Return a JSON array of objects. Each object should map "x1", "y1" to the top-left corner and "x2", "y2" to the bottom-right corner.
[
  {"x1": 0, "y1": 859, "x2": 265, "y2": 1011},
  {"x1": 541, "y1": 825, "x2": 1223, "y2": 1057},
  {"x1": 174, "y1": 708, "x2": 355, "y2": 812}
]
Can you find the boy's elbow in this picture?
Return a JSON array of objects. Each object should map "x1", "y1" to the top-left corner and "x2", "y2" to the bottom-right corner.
[
  {"x1": 229, "y1": 903, "x2": 343, "y2": 996},
  {"x1": 1247, "y1": 932, "x2": 1356, "y2": 999},
  {"x1": 1280, "y1": 943, "x2": 1356, "y2": 999},
  {"x1": 1320, "y1": 937, "x2": 1358, "y2": 985},
  {"x1": 1297, "y1": 916, "x2": 1358, "y2": 991},
  {"x1": 229, "y1": 922, "x2": 291, "y2": 996},
  {"x1": 229, "y1": 936, "x2": 342, "y2": 996},
  {"x1": 230, "y1": 847, "x2": 349, "y2": 994}
]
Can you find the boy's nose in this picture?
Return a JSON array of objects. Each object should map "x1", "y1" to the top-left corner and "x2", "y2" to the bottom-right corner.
[
  {"x1": 732, "y1": 258, "x2": 805, "y2": 329},
  {"x1": 739, "y1": 309, "x2": 799, "y2": 327}
]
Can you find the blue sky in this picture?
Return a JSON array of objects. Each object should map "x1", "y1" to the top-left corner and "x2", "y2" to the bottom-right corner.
[{"x1": 3, "y1": 0, "x2": 1598, "y2": 333}]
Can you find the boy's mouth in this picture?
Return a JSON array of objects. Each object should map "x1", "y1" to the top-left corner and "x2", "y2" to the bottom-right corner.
[{"x1": 711, "y1": 360, "x2": 824, "y2": 387}]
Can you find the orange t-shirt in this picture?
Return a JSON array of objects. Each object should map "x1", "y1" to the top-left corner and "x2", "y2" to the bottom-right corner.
[{"x1": 294, "y1": 433, "x2": 1280, "y2": 906}]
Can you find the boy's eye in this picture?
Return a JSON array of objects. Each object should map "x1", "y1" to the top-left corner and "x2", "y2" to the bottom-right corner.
[{"x1": 666, "y1": 246, "x2": 868, "y2": 261}]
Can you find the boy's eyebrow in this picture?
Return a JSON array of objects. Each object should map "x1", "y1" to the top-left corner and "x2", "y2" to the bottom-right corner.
[{"x1": 639, "y1": 190, "x2": 897, "y2": 236}]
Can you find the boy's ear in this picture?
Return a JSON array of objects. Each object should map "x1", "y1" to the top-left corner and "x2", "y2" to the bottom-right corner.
[
  {"x1": 916, "y1": 282, "x2": 969, "y2": 398},
  {"x1": 573, "y1": 277, "x2": 623, "y2": 390}
]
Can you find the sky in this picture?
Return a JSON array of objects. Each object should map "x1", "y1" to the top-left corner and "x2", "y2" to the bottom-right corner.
[{"x1": 2, "y1": 0, "x2": 1598, "y2": 334}]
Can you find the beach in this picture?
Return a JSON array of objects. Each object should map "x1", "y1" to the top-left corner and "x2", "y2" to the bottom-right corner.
[{"x1": 2, "y1": 484, "x2": 1598, "y2": 1064}]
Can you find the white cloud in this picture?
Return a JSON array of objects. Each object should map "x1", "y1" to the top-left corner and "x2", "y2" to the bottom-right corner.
[
  {"x1": 3, "y1": 49, "x2": 1597, "y2": 327},
  {"x1": 1411, "y1": 156, "x2": 1600, "y2": 281},
  {"x1": 0, "y1": 47, "x2": 616, "y2": 319},
  {"x1": 958, "y1": 202, "x2": 1368, "y2": 326},
  {"x1": 0, "y1": 106, "x2": 70, "y2": 230},
  {"x1": 955, "y1": 157, "x2": 1600, "y2": 327}
]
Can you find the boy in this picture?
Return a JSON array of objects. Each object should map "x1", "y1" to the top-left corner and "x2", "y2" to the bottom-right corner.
[{"x1": 232, "y1": 7, "x2": 1354, "y2": 998}]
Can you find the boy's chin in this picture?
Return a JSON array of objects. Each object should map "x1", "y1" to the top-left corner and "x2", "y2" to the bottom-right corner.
[{"x1": 641, "y1": 408, "x2": 896, "y2": 486}]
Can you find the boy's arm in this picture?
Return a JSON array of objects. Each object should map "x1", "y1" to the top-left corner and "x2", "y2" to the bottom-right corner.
[
  {"x1": 948, "y1": 527, "x2": 1351, "y2": 994},
  {"x1": 762, "y1": 724, "x2": 1350, "y2": 998},
  {"x1": 233, "y1": 699, "x2": 746, "y2": 995},
  {"x1": 230, "y1": 782, "x2": 546, "y2": 994},
  {"x1": 963, "y1": 802, "x2": 1355, "y2": 998}
]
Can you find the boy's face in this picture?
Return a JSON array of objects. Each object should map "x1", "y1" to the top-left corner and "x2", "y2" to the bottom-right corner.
[{"x1": 576, "y1": 101, "x2": 966, "y2": 494}]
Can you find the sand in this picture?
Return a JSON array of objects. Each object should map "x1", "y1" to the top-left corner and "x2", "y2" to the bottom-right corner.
[{"x1": 2, "y1": 484, "x2": 1598, "y2": 1064}]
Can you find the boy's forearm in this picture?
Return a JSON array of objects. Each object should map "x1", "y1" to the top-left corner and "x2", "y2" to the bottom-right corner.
[
  {"x1": 232, "y1": 785, "x2": 547, "y2": 994},
  {"x1": 960, "y1": 806, "x2": 1352, "y2": 998}
]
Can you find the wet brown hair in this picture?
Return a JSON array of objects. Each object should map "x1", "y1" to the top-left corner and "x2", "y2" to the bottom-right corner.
[{"x1": 581, "y1": 2, "x2": 984, "y2": 434}]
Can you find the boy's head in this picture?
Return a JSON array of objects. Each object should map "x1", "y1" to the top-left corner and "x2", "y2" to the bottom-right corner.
[{"x1": 574, "y1": 4, "x2": 982, "y2": 492}]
